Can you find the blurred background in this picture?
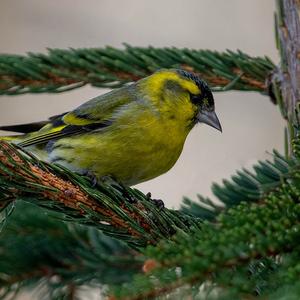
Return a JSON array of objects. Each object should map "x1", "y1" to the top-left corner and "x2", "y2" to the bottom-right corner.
[{"x1": 0, "y1": 0, "x2": 284, "y2": 210}]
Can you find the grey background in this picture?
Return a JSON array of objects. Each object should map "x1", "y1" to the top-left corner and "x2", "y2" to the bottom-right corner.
[{"x1": 0, "y1": 0, "x2": 284, "y2": 209}]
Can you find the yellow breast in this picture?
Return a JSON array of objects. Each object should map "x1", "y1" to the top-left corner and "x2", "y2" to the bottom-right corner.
[{"x1": 50, "y1": 105, "x2": 194, "y2": 186}]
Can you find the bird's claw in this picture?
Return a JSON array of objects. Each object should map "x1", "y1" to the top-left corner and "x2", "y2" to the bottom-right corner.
[
  {"x1": 146, "y1": 192, "x2": 165, "y2": 209},
  {"x1": 81, "y1": 170, "x2": 98, "y2": 187},
  {"x1": 100, "y1": 176, "x2": 137, "y2": 204}
]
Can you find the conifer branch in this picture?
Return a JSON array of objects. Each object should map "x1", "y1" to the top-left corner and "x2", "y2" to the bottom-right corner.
[
  {"x1": 180, "y1": 149, "x2": 297, "y2": 220},
  {"x1": 112, "y1": 136, "x2": 300, "y2": 299},
  {"x1": 0, "y1": 141, "x2": 200, "y2": 249},
  {"x1": 0, "y1": 46, "x2": 275, "y2": 95},
  {"x1": 0, "y1": 140, "x2": 298, "y2": 299},
  {"x1": 1, "y1": 138, "x2": 300, "y2": 299}
]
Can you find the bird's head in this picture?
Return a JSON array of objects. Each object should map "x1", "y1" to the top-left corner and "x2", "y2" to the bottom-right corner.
[{"x1": 142, "y1": 69, "x2": 222, "y2": 132}]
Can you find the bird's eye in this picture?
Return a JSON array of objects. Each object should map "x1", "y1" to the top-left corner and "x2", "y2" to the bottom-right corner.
[
  {"x1": 190, "y1": 94, "x2": 209, "y2": 109},
  {"x1": 190, "y1": 94, "x2": 201, "y2": 105}
]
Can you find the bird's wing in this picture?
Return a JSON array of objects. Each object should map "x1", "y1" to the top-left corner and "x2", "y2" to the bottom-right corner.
[{"x1": 17, "y1": 86, "x2": 135, "y2": 147}]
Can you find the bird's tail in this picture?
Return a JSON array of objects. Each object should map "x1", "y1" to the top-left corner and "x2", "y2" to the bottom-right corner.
[
  {"x1": 0, "y1": 120, "x2": 49, "y2": 144},
  {"x1": 0, "y1": 123, "x2": 51, "y2": 160},
  {"x1": 0, "y1": 113, "x2": 66, "y2": 145}
]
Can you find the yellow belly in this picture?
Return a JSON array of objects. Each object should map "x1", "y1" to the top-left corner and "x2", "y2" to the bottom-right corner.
[{"x1": 49, "y1": 115, "x2": 190, "y2": 186}]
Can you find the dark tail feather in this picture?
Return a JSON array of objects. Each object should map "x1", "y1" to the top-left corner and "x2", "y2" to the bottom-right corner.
[
  {"x1": 0, "y1": 112, "x2": 68, "y2": 134},
  {"x1": 0, "y1": 121, "x2": 48, "y2": 134}
]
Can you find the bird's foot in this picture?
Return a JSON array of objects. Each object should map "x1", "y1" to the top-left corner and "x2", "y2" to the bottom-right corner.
[
  {"x1": 80, "y1": 170, "x2": 98, "y2": 187},
  {"x1": 122, "y1": 188, "x2": 137, "y2": 204},
  {"x1": 146, "y1": 192, "x2": 165, "y2": 209},
  {"x1": 100, "y1": 175, "x2": 137, "y2": 204},
  {"x1": 100, "y1": 175, "x2": 120, "y2": 187}
]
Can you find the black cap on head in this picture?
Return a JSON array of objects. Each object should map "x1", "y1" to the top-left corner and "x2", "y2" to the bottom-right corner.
[{"x1": 176, "y1": 69, "x2": 215, "y2": 111}]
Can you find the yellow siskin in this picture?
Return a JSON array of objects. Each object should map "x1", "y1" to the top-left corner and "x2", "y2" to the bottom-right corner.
[{"x1": 0, "y1": 69, "x2": 222, "y2": 186}]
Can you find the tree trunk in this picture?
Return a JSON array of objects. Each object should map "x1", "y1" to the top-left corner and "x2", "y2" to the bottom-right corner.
[{"x1": 276, "y1": 0, "x2": 300, "y2": 124}]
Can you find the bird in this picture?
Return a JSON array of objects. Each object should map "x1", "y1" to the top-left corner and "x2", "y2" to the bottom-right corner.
[{"x1": 0, "y1": 69, "x2": 222, "y2": 186}]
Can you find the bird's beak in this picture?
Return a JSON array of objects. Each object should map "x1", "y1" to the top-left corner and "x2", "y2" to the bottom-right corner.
[{"x1": 197, "y1": 110, "x2": 222, "y2": 132}]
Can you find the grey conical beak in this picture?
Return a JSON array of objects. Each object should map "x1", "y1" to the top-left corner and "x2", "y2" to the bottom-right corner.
[{"x1": 197, "y1": 110, "x2": 222, "y2": 132}]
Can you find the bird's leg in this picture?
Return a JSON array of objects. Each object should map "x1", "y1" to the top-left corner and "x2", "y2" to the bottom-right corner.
[
  {"x1": 81, "y1": 172, "x2": 136, "y2": 203},
  {"x1": 80, "y1": 170, "x2": 98, "y2": 187},
  {"x1": 121, "y1": 188, "x2": 137, "y2": 204},
  {"x1": 146, "y1": 192, "x2": 165, "y2": 209},
  {"x1": 100, "y1": 175, "x2": 137, "y2": 204},
  {"x1": 99, "y1": 175, "x2": 120, "y2": 186}
]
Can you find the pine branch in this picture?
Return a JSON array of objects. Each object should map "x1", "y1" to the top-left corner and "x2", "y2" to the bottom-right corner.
[
  {"x1": 180, "y1": 149, "x2": 297, "y2": 220},
  {"x1": 0, "y1": 46, "x2": 275, "y2": 95},
  {"x1": 111, "y1": 137, "x2": 300, "y2": 299},
  {"x1": 0, "y1": 138, "x2": 294, "y2": 252},
  {"x1": 0, "y1": 143, "x2": 297, "y2": 299},
  {"x1": 1, "y1": 138, "x2": 300, "y2": 299},
  {"x1": 0, "y1": 141, "x2": 200, "y2": 249}
]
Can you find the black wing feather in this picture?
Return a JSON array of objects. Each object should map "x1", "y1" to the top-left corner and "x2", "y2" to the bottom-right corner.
[
  {"x1": 18, "y1": 121, "x2": 111, "y2": 147},
  {"x1": 0, "y1": 113, "x2": 67, "y2": 134},
  {"x1": 0, "y1": 121, "x2": 49, "y2": 134}
]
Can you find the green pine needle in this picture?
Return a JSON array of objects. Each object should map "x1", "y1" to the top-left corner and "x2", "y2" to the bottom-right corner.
[{"x1": 0, "y1": 45, "x2": 275, "y2": 95}]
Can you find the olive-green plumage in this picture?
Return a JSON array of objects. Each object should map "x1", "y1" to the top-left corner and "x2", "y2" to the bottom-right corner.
[{"x1": 0, "y1": 69, "x2": 221, "y2": 186}]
